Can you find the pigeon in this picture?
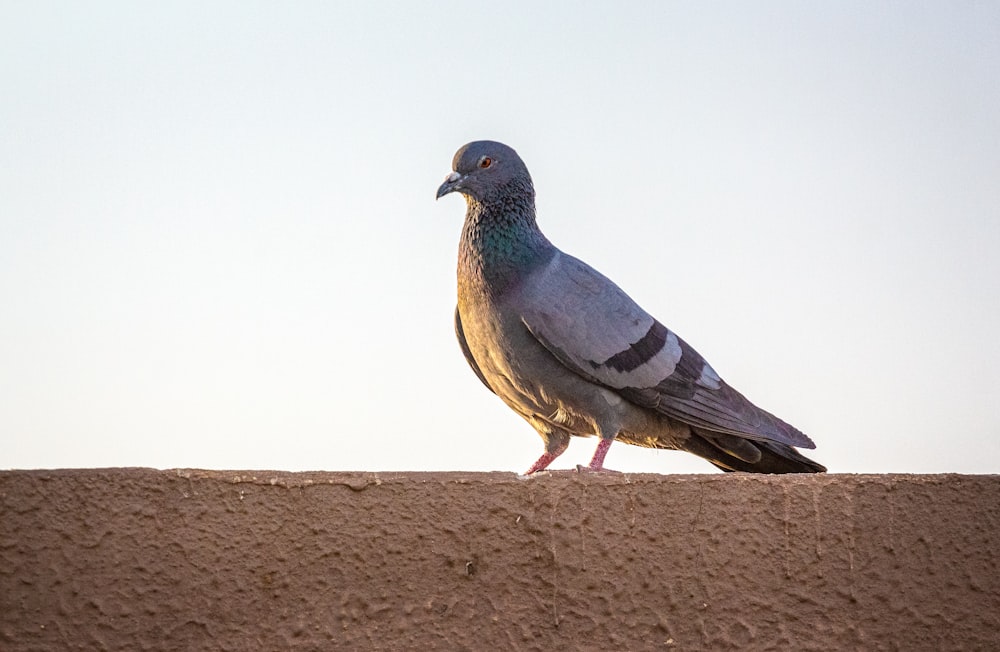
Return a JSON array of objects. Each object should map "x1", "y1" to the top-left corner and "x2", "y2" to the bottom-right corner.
[{"x1": 436, "y1": 140, "x2": 825, "y2": 474}]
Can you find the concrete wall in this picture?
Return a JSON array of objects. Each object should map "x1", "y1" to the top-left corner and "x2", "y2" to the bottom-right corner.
[{"x1": 1, "y1": 469, "x2": 998, "y2": 651}]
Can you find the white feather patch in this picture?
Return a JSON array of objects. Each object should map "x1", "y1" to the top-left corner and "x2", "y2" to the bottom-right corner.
[
  {"x1": 599, "y1": 387, "x2": 623, "y2": 406},
  {"x1": 697, "y1": 362, "x2": 722, "y2": 390}
]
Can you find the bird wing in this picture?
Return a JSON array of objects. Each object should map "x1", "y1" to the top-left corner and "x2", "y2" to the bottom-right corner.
[{"x1": 518, "y1": 251, "x2": 814, "y2": 449}]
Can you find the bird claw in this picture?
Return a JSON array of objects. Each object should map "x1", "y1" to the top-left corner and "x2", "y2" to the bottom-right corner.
[
  {"x1": 519, "y1": 468, "x2": 619, "y2": 479},
  {"x1": 575, "y1": 464, "x2": 623, "y2": 474}
]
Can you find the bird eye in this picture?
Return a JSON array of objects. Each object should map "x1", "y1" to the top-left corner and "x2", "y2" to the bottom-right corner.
[{"x1": 478, "y1": 157, "x2": 492, "y2": 169}]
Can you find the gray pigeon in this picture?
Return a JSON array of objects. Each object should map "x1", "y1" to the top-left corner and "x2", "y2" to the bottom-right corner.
[{"x1": 437, "y1": 140, "x2": 825, "y2": 474}]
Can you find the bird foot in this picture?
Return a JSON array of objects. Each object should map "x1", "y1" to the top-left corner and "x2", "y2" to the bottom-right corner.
[
  {"x1": 517, "y1": 469, "x2": 570, "y2": 479},
  {"x1": 575, "y1": 464, "x2": 623, "y2": 474},
  {"x1": 517, "y1": 466, "x2": 622, "y2": 479}
]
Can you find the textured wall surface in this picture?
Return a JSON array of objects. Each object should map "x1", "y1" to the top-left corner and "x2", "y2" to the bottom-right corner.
[{"x1": 2, "y1": 469, "x2": 999, "y2": 651}]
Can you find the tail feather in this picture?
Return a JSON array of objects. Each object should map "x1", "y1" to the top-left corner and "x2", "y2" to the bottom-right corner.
[{"x1": 682, "y1": 431, "x2": 826, "y2": 474}]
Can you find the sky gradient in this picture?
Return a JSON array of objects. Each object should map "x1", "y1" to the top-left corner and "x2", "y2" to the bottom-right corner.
[{"x1": 2, "y1": 2, "x2": 998, "y2": 473}]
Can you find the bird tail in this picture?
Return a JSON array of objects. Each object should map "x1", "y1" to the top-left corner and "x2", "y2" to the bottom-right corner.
[{"x1": 682, "y1": 430, "x2": 826, "y2": 474}]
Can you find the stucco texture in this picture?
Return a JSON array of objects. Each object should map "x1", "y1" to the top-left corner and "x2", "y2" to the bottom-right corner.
[{"x1": 2, "y1": 469, "x2": 999, "y2": 650}]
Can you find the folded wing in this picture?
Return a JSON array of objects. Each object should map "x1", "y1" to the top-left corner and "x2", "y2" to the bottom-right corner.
[{"x1": 519, "y1": 251, "x2": 815, "y2": 449}]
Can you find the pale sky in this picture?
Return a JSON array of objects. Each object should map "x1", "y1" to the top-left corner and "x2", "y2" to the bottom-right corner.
[{"x1": 2, "y1": 2, "x2": 998, "y2": 474}]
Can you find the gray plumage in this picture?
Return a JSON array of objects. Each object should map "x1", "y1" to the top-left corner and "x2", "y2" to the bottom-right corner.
[{"x1": 437, "y1": 140, "x2": 824, "y2": 474}]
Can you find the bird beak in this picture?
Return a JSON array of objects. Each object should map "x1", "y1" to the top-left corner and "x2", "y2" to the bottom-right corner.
[{"x1": 436, "y1": 171, "x2": 463, "y2": 200}]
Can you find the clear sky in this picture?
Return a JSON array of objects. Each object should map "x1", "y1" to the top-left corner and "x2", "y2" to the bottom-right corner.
[{"x1": 2, "y1": 2, "x2": 998, "y2": 474}]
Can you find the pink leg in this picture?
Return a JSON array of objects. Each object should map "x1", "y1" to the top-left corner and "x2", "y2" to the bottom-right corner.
[
  {"x1": 586, "y1": 437, "x2": 614, "y2": 471},
  {"x1": 524, "y1": 435, "x2": 570, "y2": 474},
  {"x1": 524, "y1": 452, "x2": 559, "y2": 475}
]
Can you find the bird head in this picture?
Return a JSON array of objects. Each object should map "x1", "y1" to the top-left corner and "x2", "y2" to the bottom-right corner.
[{"x1": 436, "y1": 140, "x2": 533, "y2": 203}]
